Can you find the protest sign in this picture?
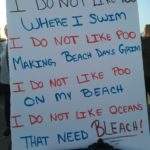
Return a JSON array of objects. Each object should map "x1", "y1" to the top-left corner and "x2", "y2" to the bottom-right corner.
[{"x1": 6, "y1": 0, "x2": 150, "y2": 149}]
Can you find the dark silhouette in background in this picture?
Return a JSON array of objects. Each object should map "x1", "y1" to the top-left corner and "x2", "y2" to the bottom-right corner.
[
  {"x1": 72, "y1": 139, "x2": 120, "y2": 150},
  {"x1": 0, "y1": 25, "x2": 10, "y2": 137},
  {"x1": 141, "y1": 36, "x2": 150, "y2": 99}
]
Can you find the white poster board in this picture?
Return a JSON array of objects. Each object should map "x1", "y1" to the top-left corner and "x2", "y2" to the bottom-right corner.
[{"x1": 6, "y1": 0, "x2": 150, "y2": 150}]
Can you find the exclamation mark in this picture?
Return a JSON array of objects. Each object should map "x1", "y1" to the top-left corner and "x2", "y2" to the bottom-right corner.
[{"x1": 140, "y1": 119, "x2": 143, "y2": 133}]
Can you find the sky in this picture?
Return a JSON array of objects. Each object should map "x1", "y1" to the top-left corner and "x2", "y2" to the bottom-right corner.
[
  {"x1": 0, "y1": 0, "x2": 150, "y2": 37},
  {"x1": 138, "y1": 0, "x2": 150, "y2": 33}
]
